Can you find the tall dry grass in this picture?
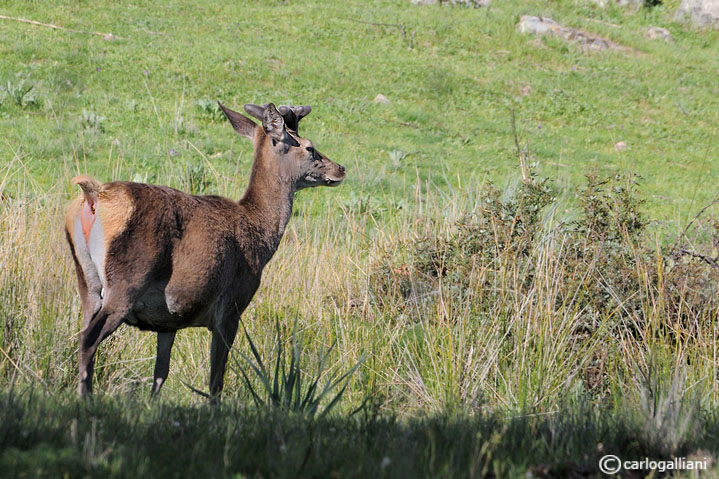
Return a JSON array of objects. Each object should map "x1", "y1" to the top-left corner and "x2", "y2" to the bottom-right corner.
[{"x1": 1, "y1": 156, "x2": 718, "y2": 455}]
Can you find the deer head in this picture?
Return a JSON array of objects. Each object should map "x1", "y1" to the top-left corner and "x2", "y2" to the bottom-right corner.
[{"x1": 218, "y1": 102, "x2": 346, "y2": 191}]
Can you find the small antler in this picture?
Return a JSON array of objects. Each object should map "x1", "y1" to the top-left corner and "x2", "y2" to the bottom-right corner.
[
  {"x1": 243, "y1": 103, "x2": 312, "y2": 132},
  {"x1": 278, "y1": 105, "x2": 311, "y2": 132}
]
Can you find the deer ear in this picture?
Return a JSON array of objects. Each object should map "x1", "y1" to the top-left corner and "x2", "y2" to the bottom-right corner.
[
  {"x1": 262, "y1": 103, "x2": 285, "y2": 141},
  {"x1": 218, "y1": 102, "x2": 256, "y2": 139},
  {"x1": 243, "y1": 103, "x2": 265, "y2": 122}
]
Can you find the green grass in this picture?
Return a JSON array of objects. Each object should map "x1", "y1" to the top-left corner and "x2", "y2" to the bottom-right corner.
[
  {"x1": 3, "y1": 0, "x2": 719, "y2": 477},
  {"x1": 1, "y1": 0, "x2": 718, "y2": 219}
]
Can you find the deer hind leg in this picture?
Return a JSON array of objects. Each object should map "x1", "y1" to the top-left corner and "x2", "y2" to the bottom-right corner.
[
  {"x1": 77, "y1": 296, "x2": 132, "y2": 396},
  {"x1": 66, "y1": 233, "x2": 102, "y2": 328},
  {"x1": 67, "y1": 208, "x2": 107, "y2": 397},
  {"x1": 68, "y1": 177, "x2": 148, "y2": 396},
  {"x1": 151, "y1": 331, "x2": 176, "y2": 396},
  {"x1": 209, "y1": 316, "x2": 240, "y2": 401}
]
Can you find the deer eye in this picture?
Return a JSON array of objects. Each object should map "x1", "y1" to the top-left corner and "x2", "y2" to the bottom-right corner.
[{"x1": 306, "y1": 147, "x2": 315, "y2": 154}]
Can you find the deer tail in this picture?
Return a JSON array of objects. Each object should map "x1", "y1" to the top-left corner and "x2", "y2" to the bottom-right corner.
[{"x1": 72, "y1": 175, "x2": 101, "y2": 203}]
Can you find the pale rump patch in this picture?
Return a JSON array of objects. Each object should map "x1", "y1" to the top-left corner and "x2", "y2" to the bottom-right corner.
[
  {"x1": 67, "y1": 178, "x2": 134, "y2": 294},
  {"x1": 71, "y1": 175, "x2": 101, "y2": 246},
  {"x1": 71, "y1": 212, "x2": 104, "y2": 297},
  {"x1": 87, "y1": 214, "x2": 107, "y2": 289},
  {"x1": 81, "y1": 198, "x2": 97, "y2": 245},
  {"x1": 64, "y1": 197, "x2": 83, "y2": 238}
]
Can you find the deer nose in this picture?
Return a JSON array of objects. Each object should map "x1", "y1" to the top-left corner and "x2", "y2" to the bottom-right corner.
[{"x1": 339, "y1": 165, "x2": 346, "y2": 174}]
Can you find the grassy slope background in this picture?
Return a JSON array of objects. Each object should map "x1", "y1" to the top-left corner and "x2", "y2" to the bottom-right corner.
[
  {"x1": 2, "y1": 0, "x2": 719, "y2": 477},
  {"x1": 1, "y1": 0, "x2": 718, "y2": 218}
]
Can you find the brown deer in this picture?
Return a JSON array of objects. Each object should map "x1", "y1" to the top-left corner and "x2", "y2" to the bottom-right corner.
[{"x1": 65, "y1": 102, "x2": 345, "y2": 398}]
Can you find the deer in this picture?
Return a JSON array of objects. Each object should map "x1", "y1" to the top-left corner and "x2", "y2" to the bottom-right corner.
[{"x1": 64, "y1": 102, "x2": 346, "y2": 399}]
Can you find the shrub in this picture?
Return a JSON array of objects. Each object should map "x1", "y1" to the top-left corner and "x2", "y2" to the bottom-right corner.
[
  {"x1": 2, "y1": 78, "x2": 40, "y2": 109},
  {"x1": 368, "y1": 167, "x2": 719, "y2": 401},
  {"x1": 80, "y1": 109, "x2": 105, "y2": 132},
  {"x1": 233, "y1": 320, "x2": 364, "y2": 418},
  {"x1": 196, "y1": 99, "x2": 224, "y2": 122}
]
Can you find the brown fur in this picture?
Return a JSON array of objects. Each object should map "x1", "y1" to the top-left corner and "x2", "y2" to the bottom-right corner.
[
  {"x1": 97, "y1": 184, "x2": 135, "y2": 251},
  {"x1": 65, "y1": 102, "x2": 346, "y2": 398}
]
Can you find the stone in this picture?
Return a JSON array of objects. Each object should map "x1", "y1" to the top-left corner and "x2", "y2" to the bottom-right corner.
[
  {"x1": 373, "y1": 94, "x2": 391, "y2": 104},
  {"x1": 645, "y1": 26, "x2": 674, "y2": 41},
  {"x1": 675, "y1": 0, "x2": 719, "y2": 28},
  {"x1": 588, "y1": 0, "x2": 644, "y2": 8},
  {"x1": 589, "y1": 0, "x2": 667, "y2": 9},
  {"x1": 411, "y1": 0, "x2": 490, "y2": 6},
  {"x1": 616, "y1": 0, "x2": 643, "y2": 7},
  {"x1": 517, "y1": 16, "x2": 563, "y2": 36},
  {"x1": 517, "y1": 16, "x2": 629, "y2": 52}
]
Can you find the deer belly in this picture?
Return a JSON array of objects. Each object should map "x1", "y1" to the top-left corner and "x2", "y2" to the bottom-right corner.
[{"x1": 128, "y1": 289, "x2": 212, "y2": 331}]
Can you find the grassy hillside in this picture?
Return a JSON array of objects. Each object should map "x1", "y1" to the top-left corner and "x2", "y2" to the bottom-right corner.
[
  {"x1": 2, "y1": 0, "x2": 719, "y2": 477},
  {"x1": 1, "y1": 0, "x2": 718, "y2": 218}
]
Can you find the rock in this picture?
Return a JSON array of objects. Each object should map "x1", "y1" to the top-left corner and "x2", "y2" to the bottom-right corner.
[
  {"x1": 456, "y1": 0, "x2": 490, "y2": 5},
  {"x1": 373, "y1": 94, "x2": 391, "y2": 104},
  {"x1": 616, "y1": 0, "x2": 643, "y2": 7},
  {"x1": 517, "y1": 16, "x2": 563, "y2": 36},
  {"x1": 645, "y1": 26, "x2": 673, "y2": 41},
  {"x1": 675, "y1": 0, "x2": 719, "y2": 28},
  {"x1": 588, "y1": 0, "x2": 609, "y2": 7},
  {"x1": 590, "y1": 0, "x2": 661, "y2": 8},
  {"x1": 517, "y1": 16, "x2": 629, "y2": 52},
  {"x1": 411, "y1": 0, "x2": 490, "y2": 6}
]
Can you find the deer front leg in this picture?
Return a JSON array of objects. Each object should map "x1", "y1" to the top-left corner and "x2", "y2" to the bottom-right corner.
[
  {"x1": 77, "y1": 305, "x2": 127, "y2": 396},
  {"x1": 151, "y1": 331, "x2": 177, "y2": 396},
  {"x1": 209, "y1": 318, "x2": 239, "y2": 401}
]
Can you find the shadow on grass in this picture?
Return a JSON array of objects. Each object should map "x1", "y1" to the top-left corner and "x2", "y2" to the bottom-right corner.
[{"x1": 1, "y1": 388, "x2": 717, "y2": 478}]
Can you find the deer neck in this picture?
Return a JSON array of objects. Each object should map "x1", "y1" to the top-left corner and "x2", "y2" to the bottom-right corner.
[{"x1": 238, "y1": 137, "x2": 296, "y2": 271}]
